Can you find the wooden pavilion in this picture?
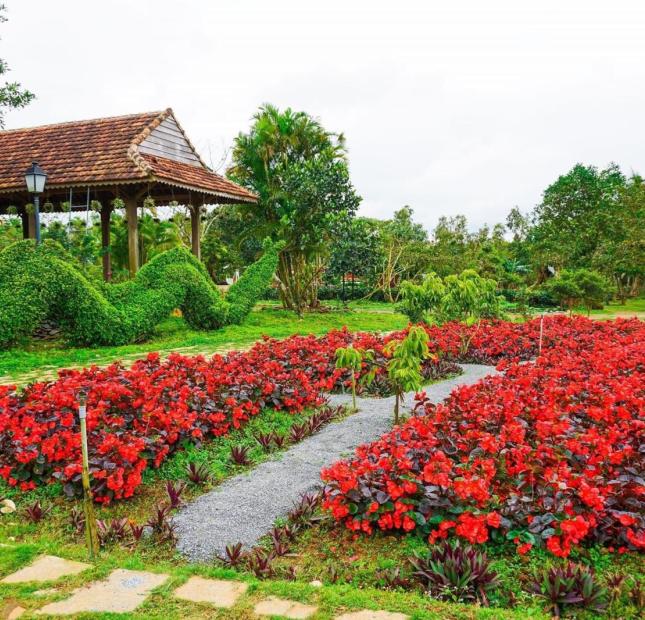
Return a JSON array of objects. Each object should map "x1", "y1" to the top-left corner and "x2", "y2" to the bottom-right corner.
[{"x1": 0, "y1": 108, "x2": 257, "y2": 279}]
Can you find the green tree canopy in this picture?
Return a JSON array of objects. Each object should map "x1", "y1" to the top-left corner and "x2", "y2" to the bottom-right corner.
[
  {"x1": 228, "y1": 104, "x2": 360, "y2": 313},
  {"x1": 529, "y1": 163, "x2": 627, "y2": 272}
]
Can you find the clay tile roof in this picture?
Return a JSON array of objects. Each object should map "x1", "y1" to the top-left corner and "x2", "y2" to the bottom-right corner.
[
  {"x1": 140, "y1": 155, "x2": 257, "y2": 202},
  {"x1": 0, "y1": 108, "x2": 256, "y2": 203}
]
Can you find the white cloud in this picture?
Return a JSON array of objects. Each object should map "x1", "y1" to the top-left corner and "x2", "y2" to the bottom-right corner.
[{"x1": 3, "y1": 0, "x2": 645, "y2": 232}]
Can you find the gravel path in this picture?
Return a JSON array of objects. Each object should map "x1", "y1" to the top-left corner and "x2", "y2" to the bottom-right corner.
[{"x1": 174, "y1": 363, "x2": 497, "y2": 562}]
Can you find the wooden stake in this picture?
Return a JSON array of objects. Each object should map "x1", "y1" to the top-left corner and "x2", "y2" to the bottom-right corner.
[{"x1": 78, "y1": 391, "x2": 100, "y2": 560}]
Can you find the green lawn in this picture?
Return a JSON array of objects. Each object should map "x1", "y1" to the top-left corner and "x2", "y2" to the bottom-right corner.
[
  {"x1": 587, "y1": 297, "x2": 645, "y2": 318},
  {"x1": 0, "y1": 301, "x2": 406, "y2": 385},
  {"x1": 2, "y1": 297, "x2": 642, "y2": 386}
]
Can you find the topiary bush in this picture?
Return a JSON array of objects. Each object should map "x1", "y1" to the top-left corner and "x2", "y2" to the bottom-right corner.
[{"x1": 0, "y1": 239, "x2": 280, "y2": 348}]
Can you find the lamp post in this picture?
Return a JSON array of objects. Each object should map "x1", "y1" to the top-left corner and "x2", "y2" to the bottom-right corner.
[
  {"x1": 77, "y1": 389, "x2": 100, "y2": 559},
  {"x1": 24, "y1": 161, "x2": 47, "y2": 244}
]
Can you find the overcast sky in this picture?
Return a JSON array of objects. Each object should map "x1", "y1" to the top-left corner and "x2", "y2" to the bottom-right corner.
[{"x1": 3, "y1": 0, "x2": 645, "y2": 232}]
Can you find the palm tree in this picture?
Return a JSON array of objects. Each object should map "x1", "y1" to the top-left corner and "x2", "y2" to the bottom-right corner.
[
  {"x1": 138, "y1": 214, "x2": 181, "y2": 264},
  {"x1": 227, "y1": 104, "x2": 351, "y2": 312}
]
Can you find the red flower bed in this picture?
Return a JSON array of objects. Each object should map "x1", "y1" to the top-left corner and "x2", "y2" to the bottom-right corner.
[
  {"x1": 322, "y1": 317, "x2": 645, "y2": 557},
  {"x1": 0, "y1": 326, "x2": 453, "y2": 503}
]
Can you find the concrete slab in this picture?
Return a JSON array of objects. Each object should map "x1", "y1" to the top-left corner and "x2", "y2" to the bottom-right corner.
[
  {"x1": 254, "y1": 597, "x2": 318, "y2": 619},
  {"x1": 173, "y1": 576, "x2": 247, "y2": 608},
  {"x1": 1, "y1": 555, "x2": 90, "y2": 584},
  {"x1": 35, "y1": 568, "x2": 168, "y2": 615},
  {"x1": 7, "y1": 606, "x2": 26, "y2": 619}
]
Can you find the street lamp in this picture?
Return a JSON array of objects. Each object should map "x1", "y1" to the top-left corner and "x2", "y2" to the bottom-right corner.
[{"x1": 24, "y1": 161, "x2": 47, "y2": 244}]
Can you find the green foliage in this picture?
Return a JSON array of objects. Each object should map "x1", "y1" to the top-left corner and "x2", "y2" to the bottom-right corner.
[
  {"x1": 398, "y1": 270, "x2": 501, "y2": 325},
  {"x1": 326, "y1": 218, "x2": 383, "y2": 302},
  {"x1": 335, "y1": 346, "x2": 365, "y2": 410},
  {"x1": 197, "y1": 204, "x2": 263, "y2": 282},
  {"x1": 371, "y1": 207, "x2": 431, "y2": 302},
  {"x1": 531, "y1": 164, "x2": 626, "y2": 270},
  {"x1": 383, "y1": 325, "x2": 430, "y2": 424},
  {"x1": 0, "y1": 216, "x2": 21, "y2": 251},
  {"x1": 543, "y1": 268, "x2": 614, "y2": 314},
  {"x1": 398, "y1": 273, "x2": 445, "y2": 324},
  {"x1": 0, "y1": 239, "x2": 279, "y2": 348},
  {"x1": 228, "y1": 104, "x2": 360, "y2": 313}
]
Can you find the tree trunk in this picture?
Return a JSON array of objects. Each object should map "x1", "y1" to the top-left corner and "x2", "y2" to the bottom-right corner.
[
  {"x1": 394, "y1": 393, "x2": 400, "y2": 425},
  {"x1": 276, "y1": 249, "x2": 322, "y2": 314}
]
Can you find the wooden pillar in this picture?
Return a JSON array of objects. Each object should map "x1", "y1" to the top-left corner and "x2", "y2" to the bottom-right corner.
[
  {"x1": 21, "y1": 211, "x2": 29, "y2": 239},
  {"x1": 100, "y1": 205, "x2": 113, "y2": 281},
  {"x1": 190, "y1": 205, "x2": 201, "y2": 260},
  {"x1": 125, "y1": 197, "x2": 139, "y2": 277}
]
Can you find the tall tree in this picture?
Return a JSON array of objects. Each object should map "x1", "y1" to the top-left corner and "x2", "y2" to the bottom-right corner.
[
  {"x1": 0, "y1": 4, "x2": 34, "y2": 127},
  {"x1": 372, "y1": 206, "x2": 430, "y2": 302},
  {"x1": 529, "y1": 164, "x2": 627, "y2": 274},
  {"x1": 591, "y1": 175, "x2": 645, "y2": 301},
  {"x1": 326, "y1": 216, "x2": 383, "y2": 301},
  {"x1": 228, "y1": 104, "x2": 360, "y2": 313}
]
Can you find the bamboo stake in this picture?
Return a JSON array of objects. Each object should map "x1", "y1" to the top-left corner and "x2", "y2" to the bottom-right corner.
[
  {"x1": 539, "y1": 313, "x2": 544, "y2": 356},
  {"x1": 77, "y1": 390, "x2": 100, "y2": 560}
]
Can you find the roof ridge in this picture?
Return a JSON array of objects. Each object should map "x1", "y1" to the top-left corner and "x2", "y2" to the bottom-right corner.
[{"x1": 0, "y1": 110, "x2": 167, "y2": 134}]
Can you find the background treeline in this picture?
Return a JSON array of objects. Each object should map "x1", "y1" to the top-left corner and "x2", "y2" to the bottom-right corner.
[{"x1": 1, "y1": 106, "x2": 642, "y2": 313}]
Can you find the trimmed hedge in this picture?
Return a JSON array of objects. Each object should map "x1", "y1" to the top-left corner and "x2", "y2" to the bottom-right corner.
[{"x1": 0, "y1": 240, "x2": 279, "y2": 348}]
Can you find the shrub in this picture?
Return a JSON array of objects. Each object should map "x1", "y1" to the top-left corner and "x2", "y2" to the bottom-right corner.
[
  {"x1": 382, "y1": 325, "x2": 430, "y2": 424},
  {"x1": 397, "y1": 270, "x2": 502, "y2": 325},
  {"x1": 0, "y1": 239, "x2": 280, "y2": 348},
  {"x1": 410, "y1": 540, "x2": 499, "y2": 605},
  {"x1": 527, "y1": 562, "x2": 608, "y2": 617},
  {"x1": 335, "y1": 346, "x2": 365, "y2": 411},
  {"x1": 543, "y1": 268, "x2": 614, "y2": 314},
  {"x1": 398, "y1": 273, "x2": 444, "y2": 323}
]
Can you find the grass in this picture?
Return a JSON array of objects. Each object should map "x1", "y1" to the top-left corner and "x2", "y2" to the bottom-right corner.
[
  {"x1": 587, "y1": 297, "x2": 645, "y2": 318},
  {"x1": 273, "y1": 521, "x2": 644, "y2": 619},
  {"x1": 0, "y1": 543, "x2": 547, "y2": 619},
  {"x1": 2, "y1": 297, "x2": 642, "y2": 385},
  {"x1": 0, "y1": 301, "x2": 406, "y2": 385}
]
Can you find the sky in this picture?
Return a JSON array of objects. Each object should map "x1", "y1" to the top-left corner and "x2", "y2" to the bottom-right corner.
[{"x1": 2, "y1": 0, "x2": 645, "y2": 232}]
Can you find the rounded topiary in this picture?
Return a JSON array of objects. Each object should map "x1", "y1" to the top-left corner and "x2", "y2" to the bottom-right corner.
[{"x1": 0, "y1": 240, "x2": 280, "y2": 348}]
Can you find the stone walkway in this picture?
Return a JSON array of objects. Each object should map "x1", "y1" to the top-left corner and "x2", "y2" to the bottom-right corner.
[
  {"x1": 1, "y1": 553, "x2": 409, "y2": 618},
  {"x1": 174, "y1": 364, "x2": 497, "y2": 562}
]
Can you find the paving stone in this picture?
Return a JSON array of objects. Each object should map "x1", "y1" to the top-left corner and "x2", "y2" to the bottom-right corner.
[
  {"x1": 173, "y1": 576, "x2": 247, "y2": 608},
  {"x1": 7, "y1": 606, "x2": 26, "y2": 619},
  {"x1": 335, "y1": 611, "x2": 409, "y2": 620},
  {"x1": 254, "y1": 596, "x2": 318, "y2": 619},
  {"x1": 36, "y1": 568, "x2": 168, "y2": 615},
  {"x1": 1, "y1": 555, "x2": 90, "y2": 584}
]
